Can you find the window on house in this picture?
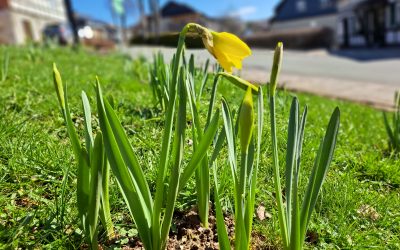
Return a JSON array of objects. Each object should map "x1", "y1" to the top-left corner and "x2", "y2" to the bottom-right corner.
[
  {"x1": 385, "y1": 3, "x2": 395, "y2": 27},
  {"x1": 297, "y1": 0, "x2": 307, "y2": 12},
  {"x1": 397, "y1": 3, "x2": 400, "y2": 24},
  {"x1": 349, "y1": 16, "x2": 360, "y2": 35}
]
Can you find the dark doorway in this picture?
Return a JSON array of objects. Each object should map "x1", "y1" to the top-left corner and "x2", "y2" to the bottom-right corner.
[
  {"x1": 355, "y1": 0, "x2": 388, "y2": 47},
  {"x1": 342, "y1": 18, "x2": 349, "y2": 48},
  {"x1": 22, "y1": 20, "x2": 33, "y2": 42}
]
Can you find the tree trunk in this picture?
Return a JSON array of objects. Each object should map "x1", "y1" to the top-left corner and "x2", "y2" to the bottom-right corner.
[
  {"x1": 121, "y1": 13, "x2": 127, "y2": 45},
  {"x1": 64, "y1": 0, "x2": 79, "y2": 45}
]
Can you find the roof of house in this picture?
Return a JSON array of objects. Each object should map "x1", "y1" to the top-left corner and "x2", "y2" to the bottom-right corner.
[
  {"x1": 272, "y1": 0, "x2": 338, "y2": 22},
  {"x1": 161, "y1": 1, "x2": 198, "y2": 17}
]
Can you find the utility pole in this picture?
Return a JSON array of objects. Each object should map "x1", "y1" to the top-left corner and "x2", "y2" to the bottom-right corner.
[
  {"x1": 64, "y1": 0, "x2": 79, "y2": 45},
  {"x1": 149, "y1": 0, "x2": 160, "y2": 42},
  {"x1": 137, "y1": 0, "x2": 147, "y2": 38}
]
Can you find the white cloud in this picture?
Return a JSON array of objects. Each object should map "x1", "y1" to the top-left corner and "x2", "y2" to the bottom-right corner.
[{"x1": 228, "y1": 6, "x2": 257, "y2": 18}]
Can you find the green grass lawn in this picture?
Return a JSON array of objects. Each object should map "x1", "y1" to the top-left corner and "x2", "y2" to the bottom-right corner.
[{"x1": 0, "y1": 45, "x2": 399, "y2": 249}]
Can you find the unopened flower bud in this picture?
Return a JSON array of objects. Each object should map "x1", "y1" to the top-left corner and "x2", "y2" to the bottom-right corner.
[
  {"x1": 239, "y1": 87, "x2": 254, "y2": 152},
  {"x1": 53, "y1": 63, "x2": 65, "y2": 109}
]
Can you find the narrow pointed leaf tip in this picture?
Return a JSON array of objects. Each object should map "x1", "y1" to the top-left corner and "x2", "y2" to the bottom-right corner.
[
  {"x1": 239, "y1": 87, "x2": 254, "y2": 152},
  {"x1": 52, "y1": 63, "x2": 65, "y2": 109},
  {"x1": 269, "y1": 42, "x2": 283, "y2": 97},
  {"x1": 218, "y1": 72, "x2": 258, "y2": 94}
]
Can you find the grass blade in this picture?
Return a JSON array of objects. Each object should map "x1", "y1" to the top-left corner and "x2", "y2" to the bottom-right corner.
[
  {"x1": 179, "y1": 109, "x2": 220, "y2": 190},
  {"x1": 296, "y1": 106, "x2": 308, "y2": 179},
  {"x1": 103, "y1": 99, "x2": 153, "y2": 210},
  {"x1": 152, "y1": 59, "x2": 180, "y2": 249},
  {"x1": 160, "y1": 72, "x2": 187, "y2": 248},
  {"x1": 206, "y1": 71, "x2": 221, "y2": 127},
  {"x1": 383, "y1": 112, "x2": 395, "y2": 147},
  {"x1": 81, "y1": 91, "x2": 94, "y2": 153},
  {"x1": 88, "y1": 133, "x2": 104, "y2": 248},
  {"x1": 269, "y1": 95, "x2": 289, "y2": 248},
  {"x1": 198, "y1": 59, "x2": 210, "y2": 99},
  {"x1": 245, "y1": 86, "x2": 263, "y2": 242},
  {"x1": 95, "y1": 82, "x2": 153, "y2": 249},
  {"x1": 300, "y1": 107, "x2": 340, "y2": 242},
  {"x1": 221, "y1": 98, "x2": 238, "y2": 184},
  {"x1": 99, "y1": 159, "x2": 114, "y2": 238},
  {"x1": 209, "y1": 127, "x2": 226, "y2": 166},
  {"x1": 212, "y1": 162, "x2": 231, "y2": 250},
  {"x1": 53, "y1": 64, "x2": 81, "y2": 159},
  {"x1": 285, "y1": 97, "x2": 299, "y2": 235},
  {"x1": 77, "y1": 148, "x2": 90, "y2": 233}
]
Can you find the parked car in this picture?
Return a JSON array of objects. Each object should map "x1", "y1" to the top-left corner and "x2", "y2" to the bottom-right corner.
[{"x1": 43, "y1": 23, "x2": 73, "y2": 45}]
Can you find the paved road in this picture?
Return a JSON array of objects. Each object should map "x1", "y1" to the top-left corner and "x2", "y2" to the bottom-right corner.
[{"x1": 125, "y1": 46, "x2": 400, "y2": 109}]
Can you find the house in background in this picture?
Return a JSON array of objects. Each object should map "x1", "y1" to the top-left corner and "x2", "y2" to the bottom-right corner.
[
  {"x1": 338, "y1": 0, "x2": 400, "y2": 47},
  {"x1": 75, "y1": 14, "x2": 117, "y2": 41},
  {"x1": 0, "y1": 0, "x2": 66, "y2": 44},
  {"x1": 271, "y1": 0, "x2": 400, "y2": 48},
  {"x1": 74, "y1": 14, "x2": 117, "y2": 50},
  {"x1": 133, "y1": 1, "x2": 223, "y2": 38},
  {"x1": 270, "y1": 0, "x2": 338, "y2": 33}
]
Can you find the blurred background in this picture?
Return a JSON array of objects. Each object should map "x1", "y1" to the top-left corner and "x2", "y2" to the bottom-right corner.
[
  {"x1": 0, "y1": 0, "x2": 399, "y2": 108},
  {"x1": 1, "y1": 0, "x2": 400, "y2": 50}
]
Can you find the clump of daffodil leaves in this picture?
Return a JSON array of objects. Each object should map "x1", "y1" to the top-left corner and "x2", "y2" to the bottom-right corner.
[{"x1": 53, "y1": 22, "x2": 340, "y2": 250}]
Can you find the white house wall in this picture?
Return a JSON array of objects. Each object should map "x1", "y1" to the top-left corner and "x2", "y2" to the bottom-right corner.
[
  {"x1": 0, "y1": 9, "x2": 15, "y2": 44},
  {"x1": 9, "y1": 0, "x2": 66, "y2": 21},
  {"x1": 0, "y1": 0, "x2": 67, "y2": 44},
  {"x1": 270, "y1": 14, "x2": 338, "y2": 32}
]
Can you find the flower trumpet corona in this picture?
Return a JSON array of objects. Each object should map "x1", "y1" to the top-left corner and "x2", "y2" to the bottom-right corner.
[
  {"x1": 204, "y1": 31, "x2": 251, "y2": 72},
  {"x1": 189, "y1": 23, "x2": 251, "y2": 73}
]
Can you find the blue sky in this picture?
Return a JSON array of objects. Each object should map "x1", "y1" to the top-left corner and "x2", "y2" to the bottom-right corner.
[{"x1": 72, "y1": 0, "x2": 280, "y2": 25}]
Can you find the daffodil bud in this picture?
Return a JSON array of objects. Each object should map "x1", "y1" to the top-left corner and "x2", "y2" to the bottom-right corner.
[
  {"x1": 270, "y1": 42, "x2": 283, "y2": 97},
  {"x1": 218, "y1": 72, "x2": 258, "y2": 94},
  {"x1": 239, "y1": 87, "x2": 254, "y2": 152},
  {"x1": 53, "y1": 63, "x2": 65, "y2": 109}
]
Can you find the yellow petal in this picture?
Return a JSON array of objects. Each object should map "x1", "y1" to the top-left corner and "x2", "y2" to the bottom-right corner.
[
  {"x1": 228, "y1": 54, "x2": 243, "y2": 69},
  {"x1": 214, "y1": 49, "x2": 234, "y2": 73},
  {"x1": 213, "y1": 32, "x2": 251, "y2": 58}
]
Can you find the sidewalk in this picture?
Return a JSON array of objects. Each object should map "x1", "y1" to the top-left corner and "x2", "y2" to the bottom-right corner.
[
  {"x1": 242, "y1": 69, "x2": 398, "y2": 110},
  {"x1": 125, "y1": 46, "x2": 400, "y2": 110}
]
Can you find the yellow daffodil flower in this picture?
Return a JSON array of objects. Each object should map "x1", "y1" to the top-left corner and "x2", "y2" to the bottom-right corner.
[{"x1": 200, "y1": 28, "x2": 251, "y2": 73}]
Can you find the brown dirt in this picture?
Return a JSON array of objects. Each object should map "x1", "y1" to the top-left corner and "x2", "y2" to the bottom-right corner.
[{"x1": 109, "y1": 206, "x2": 277, "y2": 250}]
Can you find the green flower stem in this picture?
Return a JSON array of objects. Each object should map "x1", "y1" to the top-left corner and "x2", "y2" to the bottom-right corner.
[
  {"x1": 269, "y1": 95, "x2": 289, "y2": 249},
  {"x1": 235, "y1": 151, "x2": 249, "y2": 250},
  {"x1": 100, "y1": 161, "x2": 114, "y2": 238},
  {"x1": 151, "y1": 23, "x2": 191, "y2": 249}
]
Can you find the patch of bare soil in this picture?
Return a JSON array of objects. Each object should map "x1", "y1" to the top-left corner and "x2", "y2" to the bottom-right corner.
[{"x1": 112, "y1": 206, "x2": 277, "y2": 250}]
